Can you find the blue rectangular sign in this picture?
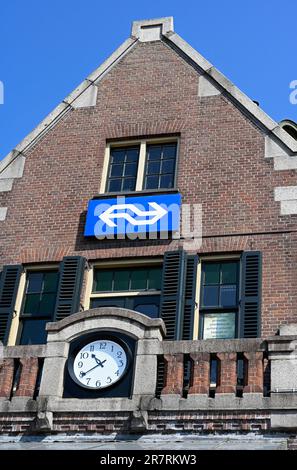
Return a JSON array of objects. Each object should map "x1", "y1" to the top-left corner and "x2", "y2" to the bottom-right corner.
[{"x1": 84, "y1": 193, "x2": 181, "y2": 238}]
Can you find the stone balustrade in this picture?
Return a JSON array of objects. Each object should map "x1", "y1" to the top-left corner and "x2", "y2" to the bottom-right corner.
[
  {"x1": 0, "y1": 310, "x2": 297, "y2": 435},
  {"x1": 157, "y1": 339, "x2": 266, "y2": 398},
  {"x1": 0, "y1": 345, "x2": 45, "y2": 400}
]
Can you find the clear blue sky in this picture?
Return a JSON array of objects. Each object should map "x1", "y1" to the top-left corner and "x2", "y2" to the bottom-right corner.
[{"x1": 1, "y1": 0, "x2": 297, "y2": 160}]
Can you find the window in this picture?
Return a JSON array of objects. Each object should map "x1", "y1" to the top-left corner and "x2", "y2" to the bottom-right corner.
[
  {"x1": 93, "y1": 266, "x2": 162, "y2": 292},
  {"x1": 199, "y1": 261, "x2": 239, "y2": 340},
  {"x1": 106, "y1": 146, "x2": 139, "y2": 193},
  {"x1": 144, "y1": 143, "x2": 177, "y2": 190},
  {"x1": 90, "y1": 266, "x2": 162, "y2": 318},
  {"x1": 101, "y1": 139, "x2": 178, "y2": 194},
  {"x1": 18, "y1": 270, "x2": 59, "y2": 345}
]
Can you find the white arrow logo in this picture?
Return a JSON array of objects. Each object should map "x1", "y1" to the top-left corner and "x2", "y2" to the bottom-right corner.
[{"x1": 99, "y1": 202, "x2": 168, "y2": 228}]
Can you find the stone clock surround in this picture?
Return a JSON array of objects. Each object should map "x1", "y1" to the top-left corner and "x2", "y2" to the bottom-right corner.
[{"x1": 38, "y1": 307, "x2": 166, "y2": 413}]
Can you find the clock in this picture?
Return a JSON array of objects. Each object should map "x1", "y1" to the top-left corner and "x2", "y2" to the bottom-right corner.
[
  {"x1": 70, "y1": 338, "x2": 130, "y2": 390},
  {"x1": 64, "y1": 332, "x2": 135, "y2": 398}
]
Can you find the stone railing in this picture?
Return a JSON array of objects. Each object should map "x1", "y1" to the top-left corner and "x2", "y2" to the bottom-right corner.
[
  {"x1": 156, "y1": 338, "x2": 268, "y2": 398},
  {"x1": 0, "y1": 345, "x2": 45, "y2": 401},
  {"x1": 0, "y1": 339, "x2": 269, "y2": 401},
  {"x1": 0, "y1": 310, "x2": 297, "y2": 435}
]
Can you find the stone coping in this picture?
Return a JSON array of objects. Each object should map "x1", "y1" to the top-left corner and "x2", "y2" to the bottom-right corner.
[{"x1": 46, "y1": 307, "x2": 166, "y2": 336}]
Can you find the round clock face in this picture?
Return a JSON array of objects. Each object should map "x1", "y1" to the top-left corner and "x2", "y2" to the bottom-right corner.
[{"x1": 72, "y1": 339, "x2": 128, "y2": 389}]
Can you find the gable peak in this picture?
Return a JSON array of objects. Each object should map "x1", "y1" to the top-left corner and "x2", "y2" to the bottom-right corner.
[{"x1": 131, "y1": 17, "x2": 174, "y2": 42}]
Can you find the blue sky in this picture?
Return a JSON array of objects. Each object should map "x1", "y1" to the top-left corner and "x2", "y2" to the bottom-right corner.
[{"x1": 0, "y1": 0, "x2": 296, "y2": 160}]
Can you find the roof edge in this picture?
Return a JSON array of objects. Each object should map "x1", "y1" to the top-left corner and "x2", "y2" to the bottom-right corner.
[
  {"x1": 0, "y1": 37, "x2": 138, "y2": 175},
  {"x1": 165, "y1": 31, "x2": 297, "y2": 155},
  {"x1": 1, "y1": 17, "x2": 297, "y2": 176}
]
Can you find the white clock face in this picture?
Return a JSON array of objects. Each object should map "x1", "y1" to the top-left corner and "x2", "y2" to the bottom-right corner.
[{"x1": 73, "y1": 339, "x2": 128, "y2": 389}]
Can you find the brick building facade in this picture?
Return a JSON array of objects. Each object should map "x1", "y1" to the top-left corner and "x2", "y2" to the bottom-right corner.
[{"x1": 1, "y1": 17, "x2": 297, "y2": 446}]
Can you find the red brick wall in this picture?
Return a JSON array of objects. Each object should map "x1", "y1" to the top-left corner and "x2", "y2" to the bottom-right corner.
[{"x1": 1, "y1": 40, "x2": 297, "y2": 335}]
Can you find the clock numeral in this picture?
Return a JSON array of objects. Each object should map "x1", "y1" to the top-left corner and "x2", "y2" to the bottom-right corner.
[
  {"x1": 117, "y1": 351, "x2": 122, "y2": 358},
  {"x1": 77, "y1": 361, "x2": 83, "y2": 368},
  {"x1": 111, "y1": 345, "x2": 114, "y2": 352},
  {"x1": 115, "y1": 370, "x2": 120, "y2": 376},
  {"x1": 106, "y1": 377, "x2": 112, "y2": 384},
  {"x1": 96, "y1": 380, "x2": 101, "y2": 387},
  {"x1": 99, "y1": 342, "x2": 106, "y2": 349},
  {"x1": 80, "y1": 352, "x2": 89, "y2": 359},
  {"x1": 118, "y1": 360, "x2": 124, "y2": 367},
  {"x1": 86, "y1": 378, "x2": 91, "y2": 385},
  {"x1": 90, "y1": 345, "x2": 94, "y2": 352}
]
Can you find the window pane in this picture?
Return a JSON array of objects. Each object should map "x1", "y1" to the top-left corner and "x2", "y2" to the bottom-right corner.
[
  {"x1": 160, "y1": 174, "x2": 173, "y2": 188},
  {"x1": 145, "y1": 175, "x2": 159, "y2": 189},
  {"x1": 111, "y1": 150, "x2": 125, "y2": 163},
  {"x1": 221, "y1": 262, "x2": 237, "y2": 284},
  {"x1": 114, "y1": 270, "x2": 130, "y2": 291},
  {"x1": 43, "y1": 272, "x2": 58, "y2": 293},
  {"x1": 147, "y1": 146, "x2": 162, "y2": 160},
  {"x1": 202, "y1": 285, "x2": 219, "y2": 307},
  {"x1": 204, "y1": 263, "x2": 220, "y2": 284},
  {"x1": 130, "y1": 269, "x2": 147, "y2": 290},
  {"x1": 147, "y1": 161, "x2": 161, "y2": 175},
  {"x1": 110, "y1": 164, "x2": 124, "y2": 177},
  {"x1": 27, "y1": 273, "x2": 43, "y2": 293},
  {"x1": 94, "y1": 270, "x2": 113, "y2": 292},
  {"x1": 220, "y1": 285, "x2": 237, "y2": 307},
  {"x1": 126, "y1": 148, "x2": 139, "y2": 162},
  {"x1": 20, "y1": 319, "x2": 48, "y2": 345},
  {"x1": 90, "y1": 297, "x2": 126, "y2": 309},
  {"x1": 23, "y1": 294, "x2": 40, "y2": 314},
  {"x1": 161, "y1": 159, "x2": 175, "y2": 174},
  {"x1": 148, "y1": 268, "x2": 162, "y2": 290},
  {"x1": 124, "y1": 163, "x2": 137, "y2": 177},
  {"x1": 122, "y1": 177, "x2": 136, "y2": 191},
  {"x1": 107, "y1": 179, "x2": 122, "y2": 192},
  {"x1": 39, "y1": 293, "x2": 56, "y2": 316},
  {"x1": 134, "y1": 303, "x2": 159, "y2": 318},
  {"x1": 162, "y1": 144, "x2": 176, "y2": 159}
]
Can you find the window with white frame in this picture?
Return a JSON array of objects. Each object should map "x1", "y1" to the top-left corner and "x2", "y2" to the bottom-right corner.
[
  {"x1": 89, "y1": 264, "x2": 162, "y2": 318},
  {"x1": 18, "y1": 270, "x2": 59, "y2": 345},
  {"x1": 100, "y1": 138, "x2": 178, "y2": 194},
  {"x1": 198, "y1": 260, "x2": 240, "y2": 340}
]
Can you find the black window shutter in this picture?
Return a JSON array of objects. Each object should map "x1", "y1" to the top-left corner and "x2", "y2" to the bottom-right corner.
[
  {"x1": 0, "y1": 265, "x2": 22, "y2": 344},
  {"x1": 240, "y1": 251, "x2": 262, "y2": 338},
  {"x1": 159, "y1": 250, "x2": 186, "y2": 340},
  {"x1": 54, "y1": 256, "x2": 86, "y2": 322},
  {"x1": 182, "y1": 254, "x2": 199, "y2": 340}
]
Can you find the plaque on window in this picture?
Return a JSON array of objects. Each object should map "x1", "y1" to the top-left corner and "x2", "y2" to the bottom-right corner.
[{"x1": 202, "y1": 312, "x2": 236, "y2": 339}]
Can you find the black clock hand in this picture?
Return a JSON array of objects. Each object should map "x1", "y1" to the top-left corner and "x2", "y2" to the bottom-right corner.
[
  {"x1": 79, "y1": 363, "x2": 101, "y2": 377},
  {"x1": 91, "y1": 354, "x2": 107, "y2": 367},
  {"x1": 79, "y1": 356, "x2": 107, "y2": 377}
]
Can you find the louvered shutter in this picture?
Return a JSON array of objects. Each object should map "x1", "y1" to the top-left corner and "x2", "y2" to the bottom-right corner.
[
  {"x1": 0, "y1": 265, "x2": 22, "y2": 344},
  {"x1": 159, "y1": 250, "x2": 186, "y2": 340},
  {"x1": 182, "y1": 254, "x2": 199, "y2": 340},
  {"x1": 240, "y1": 251, "x2": 262, "y2": 338},
  {"x1": 54, "y1": 256, "x2": 86, "y2": 322}
]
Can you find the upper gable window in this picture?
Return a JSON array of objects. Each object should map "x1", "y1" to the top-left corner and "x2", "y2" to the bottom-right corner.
[
  {"x1": 101, "y1": 138, "x2": 178, "y2": 194},
  {"x1": 107, "y1": 146, "x2": 139, "y2": 192},
  {"x1": 144, "y1": 143, "x2": 177, "y2": 190}
]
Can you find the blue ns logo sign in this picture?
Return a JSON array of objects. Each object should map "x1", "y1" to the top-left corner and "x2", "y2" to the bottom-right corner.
[{"x1": 84, "y1": 193, "x2": 181, "y2": 239}]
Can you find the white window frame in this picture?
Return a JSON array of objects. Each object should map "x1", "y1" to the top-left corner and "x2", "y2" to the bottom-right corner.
[
  {"x1": 8, "y1": 263, "x2": 59, "y2": 346},
  {"x1": 194, "y1": 254, "x2": 241, "y2": 341},
  {"x1": 99, "y1": 137, "x2": 179, "y2": 194},
  {"x1": 83, "y1": 258, "x2": 163, "y2": 311}
]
